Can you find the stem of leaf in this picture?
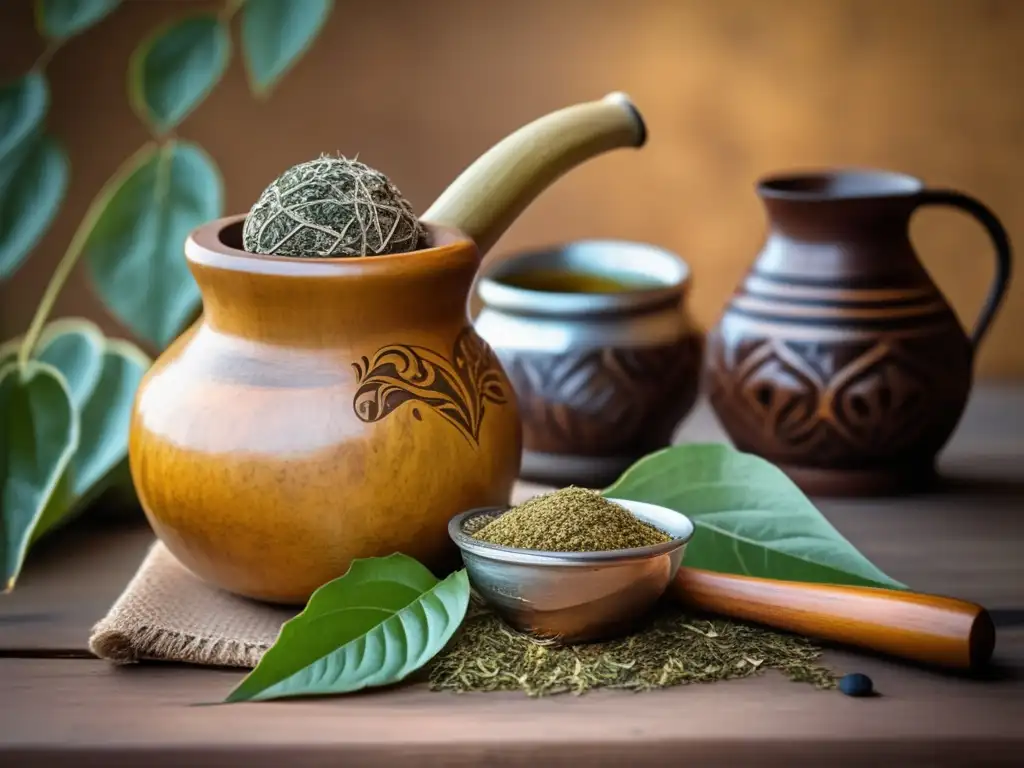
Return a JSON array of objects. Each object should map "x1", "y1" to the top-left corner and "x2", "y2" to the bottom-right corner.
[
  {"x1": 148, "y1": 141, "x2": 174, "y2": 335},
  {"x1": 31, "y1": 40, "x2": 62, "y2": 72},
  {"x1": 220, "y1": 0, "x2": 246, "y2": 22},
  {"x1": 17, "y1": 141, "x2": 160, "y2": 367},
  {"x1": 17, "y1": 224, "x2": 91, "y2": 368}
]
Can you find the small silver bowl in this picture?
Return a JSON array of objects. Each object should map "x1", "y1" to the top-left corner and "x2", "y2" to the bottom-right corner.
[{"x1": 447, "y1": 499, "x2": 695, "y2": 643}]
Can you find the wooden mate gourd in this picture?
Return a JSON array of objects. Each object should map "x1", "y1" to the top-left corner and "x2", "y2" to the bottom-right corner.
[{"x1": 128, "y1": 93, "x2": 648, "y2": 604}]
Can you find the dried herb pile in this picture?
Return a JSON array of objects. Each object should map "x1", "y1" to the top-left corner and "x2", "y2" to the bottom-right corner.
[
  {"x1": 428, "y1": 599, "x2": 837, "y2": 697},
  {"x1": 243, "y1": 154, "x2": 426, "y2": 258},
  {"x1": 441, "y1": 486, "x2": 838, "y2": 698},
  {"x1": 470, "y1": 486, "x2": 671, "y2": 552}
]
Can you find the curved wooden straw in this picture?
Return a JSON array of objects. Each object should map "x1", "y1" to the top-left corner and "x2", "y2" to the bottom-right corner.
[
  {"x1": 670, "y1": 566, "x2": 996, "y2": 671},
  {"x1": 422, "y1": 92, "x2": 646, "y2": 258}
]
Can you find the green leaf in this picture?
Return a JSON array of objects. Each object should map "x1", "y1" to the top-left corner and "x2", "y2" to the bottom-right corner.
[
  {"x1": 226, "y1": 554, "x2": 471, "y2": 703},
  {"x1": 34, "y1": 319, "x2": 150, "y2": 498},
  {"x1": 29, "y1": 469, "x2": 74, "y2": 545},
  {"x1": 604, "y1": 443, "x2": 906, "y2": 590},
  {"x1": 241, "y1": 0, "x2": 333, "y2": 95},
  {"x1": 84, "y1": 140, "x2": 223, "y2": 348},
  {"x1": 35, "y1": 0, "x2": 120, "y2": 39},
  {"x1": 130, "y1": 14, "x2": 231, "y2": 133},
  {"x1": 71, "y1": 338, "x2": 148, "y2": 496},
  {"x1": 0, "y1": 133, "x2": 70, "y2": 279},
  {"x1": 0, "y1": 73, "x2": 47, "y2": 161},
  {"x1": 0, "y1": 337, "x2": 20, "y2": 368},
  {"x1": 1, "y1": 360, "x2": 78, "y2": 590},
  {"x1": 35, "y1": 318, "x2": 105, "y2": 410},
  {"x1": 0, "y1": 75, "x2": 62, "y2": 279},
  {"x1": 0, "y1": 322, "x2": 149, "y2": 560}
]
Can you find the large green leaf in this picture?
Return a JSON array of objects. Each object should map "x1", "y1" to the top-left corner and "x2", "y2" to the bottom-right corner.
[
  {"x1": 130, "y1": 14, "x2": 231, "y2": 133},
  {"x1": 29, "y1": 470, "x2": 74, "y2": 545},
  {"x1": 0, "y1": 321, "x2": 149, "y2": 572},
  {"x1": 0, "y1": 75, "x2": 59, "y2": 278},
  {"x1": 34, "y1": 318, "x2": 106, "y2": 410},
  {"x1": 226, "y1": 554, "x2": 471, "y2": 702},
  {"x1": 604, "y1": 443, "x2": 906, "y2": 590},
  {"x1": 0, "y1": 73, "x2": 47, "y2": 161},
  {"x1": 34, "y1": 319, "x2": 149, "y2": 498},
  {"x1": 0, "y1": 133, "x2": 70, "y2": 278},
  {"x1": 84, "y1": 141, "x2": 223, "y2": 348},
  {"x1": 71, "y1": 338, "x2": 148, "y2": 496},
  {"x1": 35, "y1": 0, "x2": 120, "y2": 39},
  {"x1": 241, "y1": 0, "x2": 333, "y2": 94},
  {"x1": 0, "y1": 360, "x2": 78, "y2": 591}
]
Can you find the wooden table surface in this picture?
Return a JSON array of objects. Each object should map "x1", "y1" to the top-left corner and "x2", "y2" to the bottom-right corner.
[{"x1": 2, "y1": 385, "x2": 1023, "y2": 766}]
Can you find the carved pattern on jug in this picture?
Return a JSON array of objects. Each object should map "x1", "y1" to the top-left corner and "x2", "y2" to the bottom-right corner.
[{"x1": 708, "y1": 334, "x2": 970, "y2": 464}]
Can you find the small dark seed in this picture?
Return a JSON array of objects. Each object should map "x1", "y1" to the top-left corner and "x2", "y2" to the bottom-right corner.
[{"x1": 838, "y1": 672, "x2": 874, "y2": 697}]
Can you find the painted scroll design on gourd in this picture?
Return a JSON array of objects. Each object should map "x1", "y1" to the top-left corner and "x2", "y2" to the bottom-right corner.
[{"x1": 352, "y1": 328, "x2": 507, "y2": 447}]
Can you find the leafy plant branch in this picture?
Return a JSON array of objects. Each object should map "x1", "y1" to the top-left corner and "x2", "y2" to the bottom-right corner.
[
  {"x1": 1, "y1": 0, "x2": 335, "y2": 591},
  {"x1": 17, "y1": 141, "x2": 161, "y2": 368}
]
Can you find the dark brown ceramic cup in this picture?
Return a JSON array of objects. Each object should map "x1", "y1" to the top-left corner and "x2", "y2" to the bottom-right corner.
[{"x1": 473, "y1": 240, "x2": 704, "y2": 487}]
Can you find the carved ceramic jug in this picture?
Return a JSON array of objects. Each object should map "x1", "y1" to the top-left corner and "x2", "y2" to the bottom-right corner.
[
  {"x1": 129, "y1": 93, "x2": 647, "y2": 603},
  {"x1": 706, "y1": 169, "x2": 1012, "y2": 496}
]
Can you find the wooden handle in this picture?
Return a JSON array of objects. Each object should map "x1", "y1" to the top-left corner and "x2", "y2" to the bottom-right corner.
[
  {"x1": 421, "y1": 92, "x2": 646, "y2": 258},
  {"x1": 670, "y1": 566, "x2": 996, "y2": 670}
]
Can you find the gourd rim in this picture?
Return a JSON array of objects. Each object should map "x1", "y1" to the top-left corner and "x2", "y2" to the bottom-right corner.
[{"x1": 185, "y1": 214, "x2": 478, "y2": 278}]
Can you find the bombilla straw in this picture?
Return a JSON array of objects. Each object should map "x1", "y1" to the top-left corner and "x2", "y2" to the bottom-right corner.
[{"x1": 422, "y1": 92, "x2": 647, "y2": 258}]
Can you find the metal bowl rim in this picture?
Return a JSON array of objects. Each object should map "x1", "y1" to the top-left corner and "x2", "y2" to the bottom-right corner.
[{"x1": 448, "y1": 502, "x2": 694, "y2": 566}]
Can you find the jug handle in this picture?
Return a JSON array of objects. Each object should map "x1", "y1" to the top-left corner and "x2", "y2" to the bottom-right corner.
[{"x1": 915, "y1": 189, "x2": 1013, "y2": 350}]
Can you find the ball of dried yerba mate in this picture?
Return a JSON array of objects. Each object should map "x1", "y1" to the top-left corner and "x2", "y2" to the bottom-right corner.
[{"x1": 243, "y1": 154, "x2": 427, "y2": 258}]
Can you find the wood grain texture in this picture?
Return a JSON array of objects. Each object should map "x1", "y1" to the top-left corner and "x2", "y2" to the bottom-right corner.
[
  {"x1": 0, "y1": 521, "x2": 153, "y2": 654},
  {"x1": 1, "y1": 649, "x2": 1022, "y2": 766},
  {"x1": 671, "y1": 567, "x2": 995, "y2": 670}
]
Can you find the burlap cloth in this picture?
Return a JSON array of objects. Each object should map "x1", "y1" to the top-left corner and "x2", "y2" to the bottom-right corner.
[
  {"x1": 89, "y1": 542, "x2": 295, "y2": 667},
  {"x1": 89, "y1": 483, "x2": 550, "y2": 667}
]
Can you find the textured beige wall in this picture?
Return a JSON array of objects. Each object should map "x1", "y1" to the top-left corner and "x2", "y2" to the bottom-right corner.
[{"x1": 1, "y1": 0, "x2": 1022, "y2": 376}]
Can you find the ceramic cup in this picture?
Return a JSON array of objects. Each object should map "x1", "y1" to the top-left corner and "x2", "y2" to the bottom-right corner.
[{"x1": 473, "y1": 240, "x2": 703, "y2": 487}]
